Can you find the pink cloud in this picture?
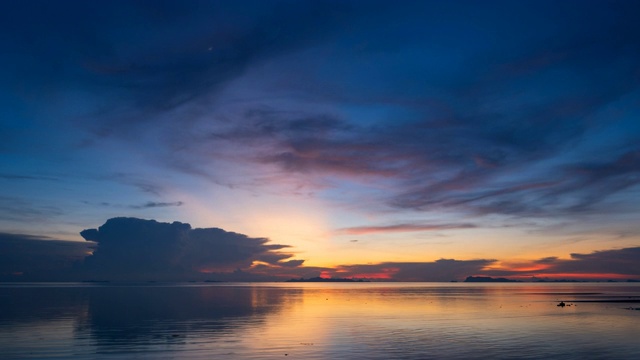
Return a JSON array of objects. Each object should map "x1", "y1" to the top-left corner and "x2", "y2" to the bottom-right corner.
[{"x1": 337, "y1": 222, "x2": 476, "y2": 235}]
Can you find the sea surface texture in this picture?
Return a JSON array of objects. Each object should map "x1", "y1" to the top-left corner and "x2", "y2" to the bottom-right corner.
[{"x1": 0, "y1": 282, "x2": 638, "y2": 359}]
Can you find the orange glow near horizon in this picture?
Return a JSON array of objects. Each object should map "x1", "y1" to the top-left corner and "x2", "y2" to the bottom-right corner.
[{"x1": 318, "y1": 267, "x2": 400, "y2": 280}]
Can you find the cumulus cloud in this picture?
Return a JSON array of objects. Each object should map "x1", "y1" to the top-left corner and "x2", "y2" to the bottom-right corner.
[
  {"x1": 0, "y1": 218, "x2": 309, "y2": 281},
  {"x1": 79, "y1": 217, "x2": 302, "y2": 281}
]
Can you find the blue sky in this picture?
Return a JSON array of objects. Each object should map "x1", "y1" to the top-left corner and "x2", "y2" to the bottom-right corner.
[{"x1": 1, "y1": 0, "x2": 640, "y2": 281}]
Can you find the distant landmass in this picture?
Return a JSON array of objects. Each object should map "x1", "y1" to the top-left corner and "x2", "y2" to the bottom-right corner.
[
  {"x1": 464, "y1": 276, "x2": 520, "y2": 283},
  {"x1": 286, "y1": 277, "x2": 370, "y2": 283},
  {"x1": 533, "y1": 279, "x2": 640, "y2": 283}
]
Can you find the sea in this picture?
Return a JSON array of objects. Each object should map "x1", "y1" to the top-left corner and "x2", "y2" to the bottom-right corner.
[{"x1": 0, "y1": 282, "x2": 638, "y2": 359}]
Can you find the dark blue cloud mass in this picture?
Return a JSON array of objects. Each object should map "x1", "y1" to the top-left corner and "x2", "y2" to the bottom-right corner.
[
  {"x1": 0, "y1": 218, "x2": 303, "y2": 281},
  {"x1": 0, "y1": 232, "x2": 94, "y2": 279},
  {"x1": 78, "y1": 217, "x2": 299, "y2": 281},
  {"x1": 110, "y1": 0, "x2": 640, "y2": 224}
]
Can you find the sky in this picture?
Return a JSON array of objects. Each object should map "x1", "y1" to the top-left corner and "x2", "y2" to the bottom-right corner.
[{"x1": 1, "y1": 0, "x2": 640, "y2": 281}]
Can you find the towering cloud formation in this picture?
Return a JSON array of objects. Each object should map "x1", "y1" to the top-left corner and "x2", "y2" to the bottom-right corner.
[{"x1": 79, "y1": 217, "x2": 299, "y2": 281}]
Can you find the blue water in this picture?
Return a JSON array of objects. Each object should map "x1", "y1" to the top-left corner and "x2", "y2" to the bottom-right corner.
[{"x1": 1, "y1": 282, "x2": 638, "y2": 359}]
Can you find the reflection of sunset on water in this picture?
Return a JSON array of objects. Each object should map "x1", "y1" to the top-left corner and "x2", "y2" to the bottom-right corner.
[{"x1": 1, "y1": 283, "x2": 638, "y2": 358}]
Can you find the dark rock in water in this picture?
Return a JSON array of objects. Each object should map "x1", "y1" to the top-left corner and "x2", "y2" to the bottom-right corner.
[{"x1": 557, "y1": 301, "x2": 566, "y2": 307}]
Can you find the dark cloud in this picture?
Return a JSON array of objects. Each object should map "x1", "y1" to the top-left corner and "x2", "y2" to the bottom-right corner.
[
  {"x1": 0, "y1": 217, "x2": 306, "y2": 282},
  {"x1": 129, "y1": 201, "x2": 184, "y2": 209},
  {"x1": 1, "y1": 0, "x2": 357, "y2": 118},
  {"x1": 79, "y1": 217, "x2": 301, "y2": 281},
  {"x1": 559, "y1": 247, "x2": 640, "y2": 276},
  {"x1": 481, "y1": 247, "x2": 640, "y2": 280},
  {"x1": 0, "y1": 233, "x2": 94, "y2": 279},
  {"x1": 279, "y1": 259, "x2": 305, "y2": 268},
  {"x1": 81, "y1": 200, "x2": 184, "y2": 210}
]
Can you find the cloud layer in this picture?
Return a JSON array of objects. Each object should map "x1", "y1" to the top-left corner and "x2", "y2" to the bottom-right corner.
[
  {"x1": 1, "y1": 218, "x2": 638, "y2": 282},
  {"x1": 481, "y1": 247, "x2": 640, "y2": 280},
  {"x1": 0, "y1": 232, "x2": 93, "y2": 279}
]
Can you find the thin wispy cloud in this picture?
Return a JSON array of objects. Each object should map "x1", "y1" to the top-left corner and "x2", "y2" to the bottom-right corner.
[
  {"x1": 129, "y1": 201, "x2": 184, "y2": 209},
  {"x1": 0, "y1": 173, "x2": 59, "y2": 181},
  {"x1": 337, "y1": 223, "x2": 476, "y2": 235}
]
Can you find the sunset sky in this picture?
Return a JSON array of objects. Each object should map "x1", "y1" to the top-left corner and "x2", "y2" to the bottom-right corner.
[{"x1": 1, "y1": 0, "x2": 639, "y2": 281}]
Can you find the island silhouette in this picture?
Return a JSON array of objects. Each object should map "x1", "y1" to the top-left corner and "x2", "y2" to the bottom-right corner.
[
  {"x1": 464, "y1": 276, "x2": 520, "y2": 283},
  {"x1": 285, "y1": 277, "x2": 370, "y2": 282}
]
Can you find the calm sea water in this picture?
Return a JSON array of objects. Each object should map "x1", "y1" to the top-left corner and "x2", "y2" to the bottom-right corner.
[{"x1": 0, "y1": 282, "x2": 638, "y2": 359}]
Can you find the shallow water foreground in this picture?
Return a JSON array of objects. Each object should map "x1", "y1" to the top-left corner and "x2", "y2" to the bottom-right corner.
[{"x1": 0, "y1": 282, "x2": 638, "y2": 359}]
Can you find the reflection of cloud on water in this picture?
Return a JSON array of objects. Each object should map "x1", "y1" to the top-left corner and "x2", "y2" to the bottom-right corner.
[
  {"x1": 78, "y1": 285, "x2": 301, "y2": 348},
  {"x1": 0, "y1": 285, "x2": 91, "y2": 325},
  {"x1": 0, "y1": 284, "x2": 301, "y2": 351}
]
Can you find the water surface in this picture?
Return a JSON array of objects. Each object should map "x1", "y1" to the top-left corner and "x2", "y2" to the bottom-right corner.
[{"x1": 1, "y1": 282, "x2": 638, "y2": 359}]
